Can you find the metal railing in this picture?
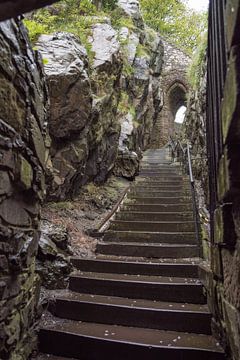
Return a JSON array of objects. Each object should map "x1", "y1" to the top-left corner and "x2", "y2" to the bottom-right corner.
[{"x1": 169, "y1": 136, "x2": 200, "y2": 246}]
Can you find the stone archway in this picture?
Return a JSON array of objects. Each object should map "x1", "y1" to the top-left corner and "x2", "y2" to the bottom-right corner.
[
  {"x1": 167, "y1": 81, "x2": 188, "y2": 135},
  {"x1": 150, "y1": 40, "x2": 190, "y2": 148}
]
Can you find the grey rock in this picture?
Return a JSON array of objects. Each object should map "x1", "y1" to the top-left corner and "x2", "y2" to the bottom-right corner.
[
  {"x1": 41, "y1": 220, "x2": 70, "y2": 251},
  {"x1": 37, "y1": 220, "x2": 73, "y2": 289},
  {"x1": 37, "y1": 32, "x2": 92, "y2": 139},
  {"x1": 90, "y1": 23, "x2": 120, "y2": 69},
  {"x1": 117, "y1": 0, "x2": 144, "y2": 28},
  {"x1": 114, "y1": 150, "x2": 139, "y2": 179}
]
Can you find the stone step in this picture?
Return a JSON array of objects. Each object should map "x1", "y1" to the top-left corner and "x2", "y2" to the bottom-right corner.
[
  {"x1": 133, "y1": 185, "x2": 190, "y2": 192},
  {"x1": 115, "y1": 212, "x2": 194, "y2": 222},
  {"x1": 103, "y1": 230, "x2": 197, "y2": 244},
  {"x1": 139, "y1": 172, "x2": 182, "y2": 176},
  {"x1": 127, "y1": 197, "x2": 192, "y2": 205},
  {"x1": 109, "y1": 220, "x2": 195, "y2": 232},
  {"x1": 139, "y1": 168, "x2": 180, "y2": 173},
  {"x1": 69, "y1": 272, "x2": 206, "y2": 304},
  {"x1": 52, "y1": 292, "x2": 212, "y2": 334},
  {"x1": 37, "y1": 356, "x2": 77, "y2": 360},
  {"x1": 122, "y1": 203, "x2": 193, "y2": 212},
  {"x1": 129, "y1": 190, "x2": 190, "y2": 197},
  {"x1": 39, "y1": 320, "x2": 224, "y2": 360},
  {"x1": 139, "y1": 174, "x2": 184, "y2": 180},
  {"x1": 96, "y1": 242, "x2": 200, "y2": 258},
  {"x1": 135, "y1": 180, "x2": 189, "y2": 187},
  {"x1": 136, "y1": 181, "x2": 187, "y2": 187},
  {"x1": 71, "y1": 257, "x2": 199, "y2": 277}
]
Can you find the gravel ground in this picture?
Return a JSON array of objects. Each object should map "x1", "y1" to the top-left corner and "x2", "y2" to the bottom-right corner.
[{"x1": 42, "y1": 176, "x2": 130, "y2": 258}]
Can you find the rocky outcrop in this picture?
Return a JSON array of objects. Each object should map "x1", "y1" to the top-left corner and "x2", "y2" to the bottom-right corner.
[
  {"x1": 37, "y1": 0, "x2": 164, "y2": 200},
  {"x1": 0, "y1": 18, "x2": 48, "y2": 359},
  {"x1": 37, "y1": 221, "x2": 73, "y2": 289},
  {"x1": 36, "y1": 32, "x2": 92, "y2": 200}
]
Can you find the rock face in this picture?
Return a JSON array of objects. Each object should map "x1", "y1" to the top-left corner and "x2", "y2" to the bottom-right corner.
[
  {"x1": 38, "y1": 33, "x2": 92, "y2": 139},
  {"x1": 0, "y1": 18, "x2": 48, "y2": 359},
  {"x1": 37, "y1": 33, "x2": 92, "y2": 200},
  {"x1": 37, "y1": 0, "x2": 164, "y2": 200}
]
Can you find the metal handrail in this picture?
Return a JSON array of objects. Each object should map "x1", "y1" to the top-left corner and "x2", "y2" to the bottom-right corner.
[
  {"x1": 186, "y1": 143, "x2": 194, "y2": 184},
  {"x1": 169, "y1": 137, "x2": 201, "y2": 248}
]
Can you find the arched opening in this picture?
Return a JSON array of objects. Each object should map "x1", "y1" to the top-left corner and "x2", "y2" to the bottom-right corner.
[{"x1": 167, "y1": 82, "x2": 187, "y2": 135}]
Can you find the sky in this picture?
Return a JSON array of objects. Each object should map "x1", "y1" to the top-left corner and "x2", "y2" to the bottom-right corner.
[
  {"x1": 175, "y1": 106, "x2": 186, "y2": 124},
  {"x1": 187, "y1": 0, "x2": 209, "y2": 12}
]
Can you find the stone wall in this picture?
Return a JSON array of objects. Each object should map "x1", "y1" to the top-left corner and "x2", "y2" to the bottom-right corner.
[
  {"x1": 210, "y1": 2, "x2": 240, "y2": 358},
  {"x1": 0, "y1": 18, "x2": 48, "y2": 359},
  {"x1": 182, "y1": 1, "x2": 240, "y2": 358},
  {"x1": 150, "y1": 40, "x2": 190, "y2": 148}
]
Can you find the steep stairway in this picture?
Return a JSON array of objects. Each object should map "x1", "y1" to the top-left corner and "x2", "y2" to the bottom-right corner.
[{"x1": 38, "y1": 149, "x2": 225, "y2": 360}]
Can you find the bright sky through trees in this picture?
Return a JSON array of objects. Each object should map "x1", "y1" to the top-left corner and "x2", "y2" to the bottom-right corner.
[
  {"x1": 175, "y1": 106, "x2": 186, "y2": 124},
  {"x1": 187, "y1": 0, "x2": 209, "y2": 12}
]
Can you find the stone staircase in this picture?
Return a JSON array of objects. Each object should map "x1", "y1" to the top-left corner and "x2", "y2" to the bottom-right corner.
[{"x1": 38, "y1": 149, "x2": 225, "y2": 360}]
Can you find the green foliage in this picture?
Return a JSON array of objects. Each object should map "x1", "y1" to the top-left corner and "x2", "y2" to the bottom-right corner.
[
  {"x1": 23, "y1": 19, "x2": 48, "y2": 42},
  {"x1": 110, "y1": 7, "x2": 135, "y2": 30},
  {"x1": 136, "y1": 44, "x2": 148, "y2": 58},
  {"x1": 122, "y1": 58, "x2": 134, "y2": 77},
  {"x1": 24, "y1": 1, "x2": 98, "y2": 62},
  {"x1": 140, "y1": 0, "x2": 208, "y2": 55},
  {"x1": 78, "y1": 0, "x2": 97, "y2": 15},
  {"x1": 118, "y1": 91, "x2": 130, "y2": 115},
  {"x1": 101, "y1": 0, "x2": 118, "y2": 11},
  {"x1": 187, "y1": 32, "x2": 208, "y2": 89}
]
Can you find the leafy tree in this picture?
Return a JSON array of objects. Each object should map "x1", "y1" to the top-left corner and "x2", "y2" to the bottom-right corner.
[{"x1": 140, "y1": 0, "x2": 207, "y2": 55}]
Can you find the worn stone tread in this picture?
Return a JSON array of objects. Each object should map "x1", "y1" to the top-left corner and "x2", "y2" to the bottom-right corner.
[
  {"x1": 70, "y1": 271, "x2": 201, "y2": 285},
  {"x1": 54, "y1": 291, "x2": 209, "y2": 312},
  {"x1": 40, "y1": 319, "x2": 224, "y2": 354},
  {"x1": 37, "y1": 355, "x2": 77, "y2": 360}
]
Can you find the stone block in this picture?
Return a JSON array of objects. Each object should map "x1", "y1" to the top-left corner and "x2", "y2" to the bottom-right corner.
[
  {"x1": 211, "y1": 244, "x2": 223, "y2": 279},
  {"x1": 18, "y1": 156, "x2": 33, "y2": 190},
  {"x1": 0, "y1": 255, "x2": 8, "y2": 272},
  {"x1": 222, "y1": 298, "x2": 240, "y2": 360},
  {"x1": 226, "y1": 0, "x2": 240, "y2": 49},
  {"x1": 213, "y1": 207, "x2": 224, "y2": 244},
  {"x1": 0, "y1": 171, "x2": 12, "y2": 196},
  {"x1": 217, "y1": 148, "x2": 230, "y2": 201},
  {"x1": 221, "y1": 46, "x2": 240, "y2": 145},
  {"x1": 0, "y1": 198, "x2": 31, "y2": 227}
]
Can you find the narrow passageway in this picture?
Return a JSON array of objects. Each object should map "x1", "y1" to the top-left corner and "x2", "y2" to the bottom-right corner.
[{"x1": 38, "y1": 148, "x2": 224, "y2": 360}]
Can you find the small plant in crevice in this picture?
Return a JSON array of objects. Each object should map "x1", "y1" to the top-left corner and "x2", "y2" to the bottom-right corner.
[{"x1": 187, "y1": 32, "x2": 207, "y2": 89}]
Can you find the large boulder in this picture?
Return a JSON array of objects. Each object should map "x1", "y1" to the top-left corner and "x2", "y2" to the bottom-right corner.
[
  {"x1": 37, "y1": 33, "x2": 93, "y2": 199},
  {"x1": 37, "y1": 32, "x2": 92, "y2": 139}
]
